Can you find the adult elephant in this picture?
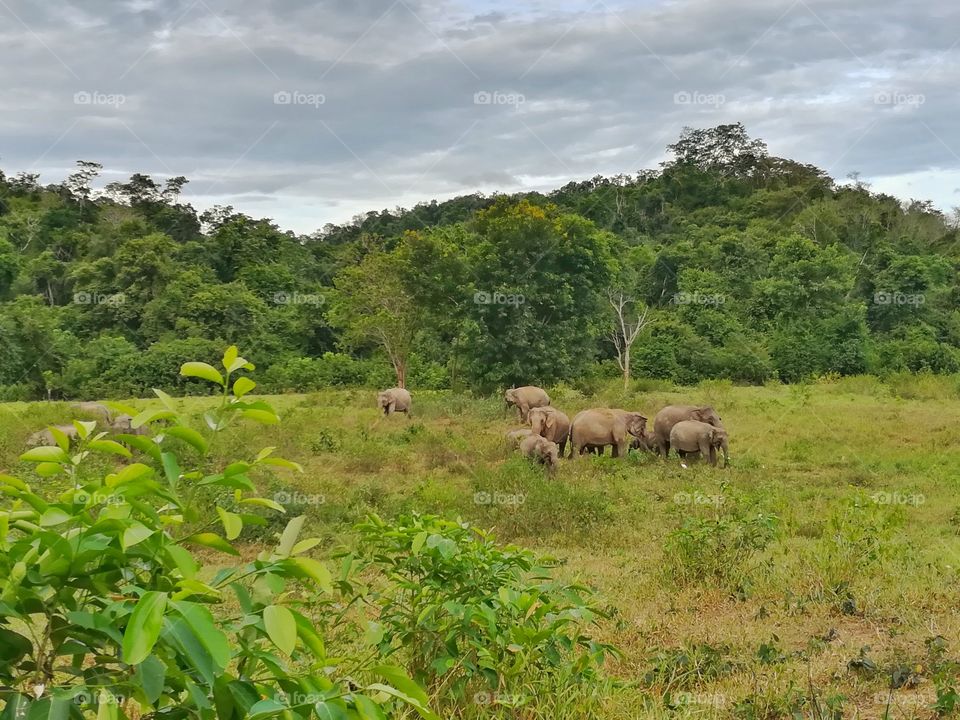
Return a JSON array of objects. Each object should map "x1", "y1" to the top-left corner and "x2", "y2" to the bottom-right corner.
[
  {"x1": 652, "y1": 405, "x2": 724, "y2": 459},
  {"x1": 504, "y1": 386, "x2": 550, "y2": 423},
  {"x1": 377, "y1": 388, "x2": 412, "y2": 416},
  {"x1": 569, "y1": 408, "x2": 647, "y2": 459},
  {"x1": 528, "y1": 406, "x2": 570, "y2": 456},
  {"x1": 71, "y1": 402, "x2": 113, "y2": 423},
  {"x1": 670, "y1": 420, "x2": 729, "y2": 467}
]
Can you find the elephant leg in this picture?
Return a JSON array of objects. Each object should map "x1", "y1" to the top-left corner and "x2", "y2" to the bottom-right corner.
[
  {"x1": 616, "y1": 441, "x2": 628, "y2": 459},
  {"x1": 657, "y1": 439, "x2": 669, "y2": 459},
  {"x1": 698, "y1": 438, "x2": 713, "y2": 465},
  {"x1": 611, "y1": 443, "x2": 620, "y2": 458},
  {"x1": 558, "y1": 439, "x2": 567, "y2": 457}
]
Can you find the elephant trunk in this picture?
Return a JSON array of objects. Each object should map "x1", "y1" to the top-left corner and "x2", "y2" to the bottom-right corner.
[{"x1": 720, "y1": 437, "x2": 730, "y2": 467}]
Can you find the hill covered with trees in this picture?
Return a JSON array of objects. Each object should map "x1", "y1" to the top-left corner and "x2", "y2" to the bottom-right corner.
[{"x1": 1, "y1": 123, "x2": 957, "y2": 400}]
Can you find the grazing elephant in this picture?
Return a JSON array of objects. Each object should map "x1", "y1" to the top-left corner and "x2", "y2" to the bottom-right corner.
[
  {"x1": 71, "y1": 402, "x2": 113, "y2": 423},
  {"x1": 111, "y1": 414, "x2": 149, "y2": 436},
  {"x1": 630, "y1": 429, "x2": 660, "y2": 455},
  {"x1": 669, "y1": 420, "x2": 729, "y2": 467},
  {"x1": 504, "y1": 428, "x2": 533, "y2": 447},
  {"x1": 26, "y1": 424, "x2": 79, "y2": 447},
  {"x1": 569, "y1": 408, "x2": 647, "y2": 459},
  {"x1": 528, "y1": 406, "x2": 570, "y2": 456},
  {"x1": 504, "y1": 386, "x2": 550, "y2": 423},
  {"x1": 652, "y1": 405, "x2": 724, "y2": 458},
  {"x1": 519, "y1": 434, "x2": 560, "y2": 472},
  {"x1": 377, "y1": 388, "x2": 412, "y2": 416}
]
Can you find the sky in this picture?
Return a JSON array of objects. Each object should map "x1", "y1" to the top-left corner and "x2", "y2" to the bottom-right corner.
[{"x1": 1, "y1": 0, "x2": 958, "y2": 233}]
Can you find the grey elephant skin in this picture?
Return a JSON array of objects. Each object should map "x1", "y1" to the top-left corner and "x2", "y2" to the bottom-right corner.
[
  {"x1": 528, "y1": 406, "x2": 570, "y2": 456},
  {"x1": 504, "y1": 428, "x2": 533, "y2": 447},
  {"x1": 70, "y1": 402, "x2": 113, "y2": 423},
  {"x1": 377, "y1": 388, "x2": 412, "y2": 416},
  {"x1": 669, "y1": 420, "x2": 729, "y2": 467},
  {"x1": 519, "y1": 434, "x2": 560, "y2": 471},
  {"x1": 652, "y1": 405, "x2": 723, "y2": 458},
  {"x1": 504, "y1": 386, "x2": 550, "y2": 422},
  {"x1": 569, "y1": 408, "x2": 647, "y2": 459}
]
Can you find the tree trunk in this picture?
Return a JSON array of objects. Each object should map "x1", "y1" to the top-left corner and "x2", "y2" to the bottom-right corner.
[
  {"x1": 395, "y1": 360, "x2": 406, "y2": 389},
  {"x1": 622, "y1": 347, "x2": 630, "y2": 390}
]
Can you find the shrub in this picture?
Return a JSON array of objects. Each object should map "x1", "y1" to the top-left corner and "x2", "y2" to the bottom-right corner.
[
  {"x1": 343, "y1": 514, "x2": 618, "y2": 713},
  {"x1": 0, "y1": 346, "x2": 436, "y2": 720}
]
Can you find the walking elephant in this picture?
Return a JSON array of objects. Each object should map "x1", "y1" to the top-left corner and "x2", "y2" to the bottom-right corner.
[
  {"x1": 652, "y1": 405, "x2": 724, "y2": 458},
  {"x1": 504, "y1": 386, "x2": 550, "y2": 423},
  {"x1": 569, "y1": 408, "x2": 647, "y2": 459},
  {"x1": 527, "y1": 406, "x2": 570, "y2": 456},
  {"x1": 669, "y1": 420, "x2": 729, "y2": 467},
  {"x1": 378, "y1": 388, "x2": 412, "y2": 416}
]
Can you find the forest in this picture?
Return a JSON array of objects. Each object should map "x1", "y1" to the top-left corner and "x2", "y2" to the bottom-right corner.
[{"x1": 1, "y1": 123, "x2": 958, "y2": 400}]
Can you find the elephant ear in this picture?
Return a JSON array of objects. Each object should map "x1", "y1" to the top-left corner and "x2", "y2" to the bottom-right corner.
[{"x1": 545, "y1": 413, "x2": 556, "y2": 432}]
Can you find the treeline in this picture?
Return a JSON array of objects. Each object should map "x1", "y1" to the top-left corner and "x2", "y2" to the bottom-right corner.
[{"x1": 1, "y1": 123, "x2": 958, "y2": 400}]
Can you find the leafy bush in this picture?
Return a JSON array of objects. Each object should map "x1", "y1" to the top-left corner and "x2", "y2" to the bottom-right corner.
[
  {"x1": 664, "y1": 503, "x2": 779, "y2": 595},
  {"x1": 0, "y1": 346, "x2": 436, "y2": 720},
  {"x1": 342, "y1": 514, "x2": 618, "y2": 713}
]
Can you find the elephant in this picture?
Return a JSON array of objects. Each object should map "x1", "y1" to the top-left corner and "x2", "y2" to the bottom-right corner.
[
  {"x1": 630, "y1": 429, "x2": 660, "y2": 455},
  {"x1": 504, "y1": 428, "x2": 533, "y2": 447},
  {"x1": 519, "y1": 434, "x2": 560, "y2": 472},
  {"x1": 111, "y1": 414, "x2": 149, "y2": 436},
  {"x1": 527, "y1": 406, "x2": 570, "y2": 456},
  {"x1": 569, "y1": 408, "x2": 647, "y2": 459},
  {"x1": 669, "y1": 420, "x2": 729, "y2": 467},
  {"x1": 377, "y1": 388, "x2": 412, "y2": 416},
  {"x1": 70, "y1": 402, "x2": 113, "y2": 423},
  {"x1": 26, "y1": 424, "x2": 79, "y2": 447},
  {"x1": 652, "y1": 405, "x2": 724, "y2": 459},
  {"x1": 504, "y1": 386, "x2": 550, "y2": 423}
]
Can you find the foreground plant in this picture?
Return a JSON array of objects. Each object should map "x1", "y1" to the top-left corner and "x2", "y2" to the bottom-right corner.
[
  {"x1": 342, "y1": 514, "x2": 618, "y2": 714},
  {"x1": 0, "y1": 346, "x2": 436, "y2": 720}
]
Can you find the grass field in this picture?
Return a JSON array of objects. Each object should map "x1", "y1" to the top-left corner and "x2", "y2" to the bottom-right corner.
[{"x1": 3, "y1": 375, "x2": 960, "y2": 719}]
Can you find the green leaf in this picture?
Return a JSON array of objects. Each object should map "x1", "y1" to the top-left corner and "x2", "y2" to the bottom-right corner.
[
  {"x1": 106, "y1": 463, "x2": 153, "y2": 487},
  {"x1": 222, "y1": 345, "x2": 239, "y2": 371},
  {"x1": 216, "y1": 507, "x2": 243, "y2": 540},
  {"x1": 153, "y1": 388, "x2": 177, "y2": 411},
  {"x1": 20, "y1": 446, "x2": 68, "y2": 463},
  {"x1": 276, "y1": 515, "x2": 305, "y2": 557},
  {"x1": 39, "y1": 507, "x2": 72, "y2": 527},
  {"x1": 241, "y1": 408, "x2": 280, "y2": 425},
  {"x1": 122, "y1": 591, "x2": 167, "y2": 664},
  {"x1": 240, "y1": 496, "x2": 285, "y2": 512},
  {"x1": 371, "y1": 665, "x2": 432, "y2": 708},
  {"x1": 122, "y1": 521, "x2": 153, "y2": 549},
  {"x1": 364, "y1": 621, "x2": 384, "y2": 647},
  {"x1": 35, "y1": 462, "x2": 64, "y2": 477},
  {"x1": 233, "y1": 376, "x2": 256, "y2": 397},
  {"x1": 73, "y1": 420, "x2": 97, "y2": 439},
  {"x1": 284, "y1": 556, "x2": 333, "y2": 593},
  {"x1": 180, "y1": 361, "x2": 225, "y2": 386},
  {"x1": 135, "y1": 654, "x2": 166, "y2": 703},
  {"x1": 258, "y1": 456, "x2": 304, "y2": 472},
  {"x1": 170, "y1": 600, "x2": 231, "y2": 670},
  {"x1": 263, "y1": 604, "x2": 297, "y2": 655},
  {"x1": 131, "y1": 408, "x2": 176, "y2": 428},
  {"x1": 48, "y1": 426, "x2": 71, "y2": 453},
  {"x1": 183, "y1": 533, "x2": 239, "y2": 556},
  {"x1": 247, "y1": 698, "x2": 287, "y2": 720},
  {"x1": 164, "y1": 426, "x2": 209, "y2": 454},
  {"x1": 161, "y1": 452, "x2": 181, "y2": 486},
  {"x1": 88, "y1": 439, "x2": 133, "y2": 458},
  {"x1": 354, "y1": 695, "x2": 387, "y2": 720},
  {"x1": 411, "y1": 531, "x2": 428, "y2": 555}
]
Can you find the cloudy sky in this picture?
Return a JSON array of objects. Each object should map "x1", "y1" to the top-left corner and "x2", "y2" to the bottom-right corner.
[{"x1": 2, "y1": 0, "x2": 958, "y2": 232}]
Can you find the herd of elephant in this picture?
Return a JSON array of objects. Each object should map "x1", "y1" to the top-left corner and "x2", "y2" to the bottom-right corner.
[
  {"x1": 24, "y1": 402, "x2": 147, "y2": 446},
  {"x1": 377, "y1": 385, "x2": 730, "y2": 472}
]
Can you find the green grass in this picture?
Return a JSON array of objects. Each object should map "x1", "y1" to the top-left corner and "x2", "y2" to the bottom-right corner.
[{"x1": 3, "y1": 379, "x2": 960, "y2": 719}]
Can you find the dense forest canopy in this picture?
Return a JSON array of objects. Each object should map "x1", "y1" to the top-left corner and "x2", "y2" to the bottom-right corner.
[{"x1": 1, "y1": 123, "x2": 957, "y2": 400}]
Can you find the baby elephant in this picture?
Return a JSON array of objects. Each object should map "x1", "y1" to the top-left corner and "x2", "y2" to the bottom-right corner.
[
  {"x1": 669, "y1": 420, "x2": 729, "y2": 467},
  {"x1": 504, "y1": 428, "x2": 533, "y2": 448},
  {"x1": 377, "y1": 387, "x2": 412, "y2": 416},
  {"x1": 519, "y1": 434, "x2": 560, "y2": 472},
  {"x1": 111, "y1": 414, "x2": 149, "y2": 436}
]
